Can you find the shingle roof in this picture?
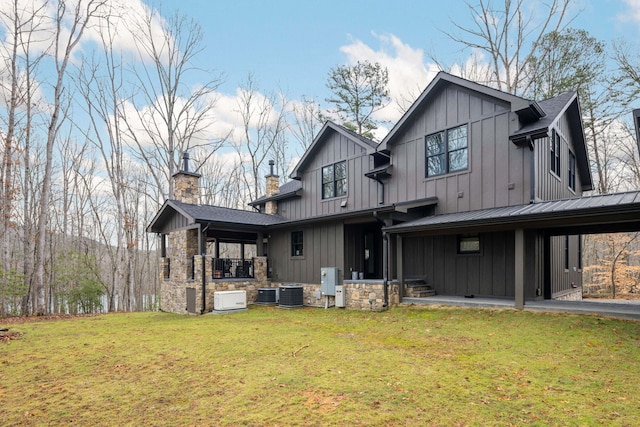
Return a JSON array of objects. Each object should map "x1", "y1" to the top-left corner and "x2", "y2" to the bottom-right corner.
[
  {"x1": 384, "y1": 191, "x2": 640, "y2": 233},
  {"x1": 510, "y1": 91, "x2": 576, "y2": 139},
  {"x1": 163, "y1": 200, "x2": 287, "y2": 229},
  {"x1": 249, "y1": 180, "x2": 302, "y2": 206}
]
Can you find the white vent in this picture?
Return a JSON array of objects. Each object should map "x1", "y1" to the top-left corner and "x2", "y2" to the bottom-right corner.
[{"x1": 214, "y1": 290, "x2": 247, "y2": 311}]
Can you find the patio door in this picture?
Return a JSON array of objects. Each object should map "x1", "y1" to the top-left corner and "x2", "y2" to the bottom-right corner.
[{"x1": 364, "y1": 230, "x2": 379, "y2": 279}]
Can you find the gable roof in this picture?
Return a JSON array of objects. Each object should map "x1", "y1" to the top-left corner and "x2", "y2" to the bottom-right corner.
[
  {"x1": 147, "y1": 199, "x2": 286, "y2": 233},
  {"x1": 510, "y1": 91, "x2": 592, "y2": 191},
  {"x1": 379, "y1": 71, "x2": 543, "y2": 150},
  {"x1": 248, "y1": 179, "x2": 303, "y2": 207},
  {"x1": 290, "y1": 121, "x2": 377, "y2": 180}
]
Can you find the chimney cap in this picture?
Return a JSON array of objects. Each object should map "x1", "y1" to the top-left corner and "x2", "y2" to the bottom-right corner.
[
  {"x1": 172, "y1": 151, "x2": 201, "y2": 178},
  {"x1": 266, "y1": 159, "x2": 279, "y2": 178}
]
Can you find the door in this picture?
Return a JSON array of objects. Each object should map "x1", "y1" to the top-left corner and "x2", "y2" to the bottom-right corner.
[
  {"x1": 364, "y1": 230, "x2": 379, "y2": 279},
  {"x1": 186, "y1": 287, "x2": 196, "y2": 313}
]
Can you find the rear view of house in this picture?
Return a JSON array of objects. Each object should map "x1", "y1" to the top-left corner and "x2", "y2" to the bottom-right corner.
[{"x1": 147, "y1": 72, "x2": 640, "y2": 313}]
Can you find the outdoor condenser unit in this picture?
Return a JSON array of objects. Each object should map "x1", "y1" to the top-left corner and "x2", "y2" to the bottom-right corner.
[{"x1": 213, "y1": 290, "x2": 247, "y2": 311}]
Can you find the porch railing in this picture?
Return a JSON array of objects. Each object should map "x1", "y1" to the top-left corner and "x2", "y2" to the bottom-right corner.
[{"x1": 212, "y1": 258, "x2": 254, "y2": 279}]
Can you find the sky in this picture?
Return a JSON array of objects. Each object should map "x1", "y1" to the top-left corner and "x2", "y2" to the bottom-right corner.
[
  {"x1": 158, "y1": 0, "x2": 640, "y2": 118},
  {"x1": 2, "y1": 0, "x2": 640, "y2": 181}
]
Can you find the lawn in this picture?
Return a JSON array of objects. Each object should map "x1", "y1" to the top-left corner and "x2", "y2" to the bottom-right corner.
[{"x1": 1, "y1": 306, "x2": 639, "y2": 426}]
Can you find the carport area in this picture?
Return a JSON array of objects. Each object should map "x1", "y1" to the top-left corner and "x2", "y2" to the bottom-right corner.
[{"x1": 386, "y1": 190, "x2": 640, "y2": 314}]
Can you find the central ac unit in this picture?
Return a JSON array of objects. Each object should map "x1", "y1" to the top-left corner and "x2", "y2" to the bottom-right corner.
[{"x1": 214, "y1": 290, "x2": 247, "y2": 311}]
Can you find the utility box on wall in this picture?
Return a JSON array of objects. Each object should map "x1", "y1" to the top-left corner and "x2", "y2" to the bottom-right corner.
[{"x1": 321, "y1": 267, "x2": 339, "y2": 296}]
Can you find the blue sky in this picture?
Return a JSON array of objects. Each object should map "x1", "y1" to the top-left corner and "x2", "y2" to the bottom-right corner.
[{"x1": 162, "y1": 0, "x2": 640, "y2": 105}]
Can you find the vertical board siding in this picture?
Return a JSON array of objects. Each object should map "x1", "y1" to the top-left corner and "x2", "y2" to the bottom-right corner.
[
  {"x1": 269, "y1": 221, "x2": 344, "y2": 284},
  {"x1": 403, "y1": 231, "x2": 519, "y2": 298}
]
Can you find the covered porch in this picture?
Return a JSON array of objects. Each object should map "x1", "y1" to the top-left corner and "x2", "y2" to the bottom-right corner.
[{"x1": 385, "y1": 191, "x2": 640, "y2": 310}]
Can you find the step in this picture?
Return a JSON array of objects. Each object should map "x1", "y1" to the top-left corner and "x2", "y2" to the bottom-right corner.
[{"x1": 414, "y1": 289, "x2": 436, "y2": 297}]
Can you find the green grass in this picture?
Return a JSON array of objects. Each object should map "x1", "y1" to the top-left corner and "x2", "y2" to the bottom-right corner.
[{"x1": 2, "y1": 306, "x2": 639, "y2": 426}]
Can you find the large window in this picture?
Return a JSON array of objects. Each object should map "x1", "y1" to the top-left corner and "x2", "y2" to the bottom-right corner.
[
  {"x1": 551, "y1": 129, "x2": 561, "y2": 177},
  {"x1": 426, "y1": 124, "x2": 468, "y2": 177},
  {"x1": 322, "y1": 161, "x2": 347, "y2": 199},
  {"x1": 291, "y1": 231, "x2": 304, "y2": 257},
  {"x1": 568, "y1": 151, "x2": 576, "y2": 192}
]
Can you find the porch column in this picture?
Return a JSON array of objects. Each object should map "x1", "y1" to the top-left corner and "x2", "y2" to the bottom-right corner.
[
  {"x1": 515, "y1": 228, "x2": 525, "y2": 309},
  {"x1": 396, "y1": 235, "x2": 404, "y2": 299}
]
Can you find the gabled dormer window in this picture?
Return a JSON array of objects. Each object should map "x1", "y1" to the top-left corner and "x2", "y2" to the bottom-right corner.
[
  {"x1": 426, "y1": 124, "x2": 468, "y2": 177},
  {"x1": 322, "y1": 161, "x2": 347, "y2": 199},
  {"x1": 551, "y1": 129, "x2": 561, "y2": 177}
]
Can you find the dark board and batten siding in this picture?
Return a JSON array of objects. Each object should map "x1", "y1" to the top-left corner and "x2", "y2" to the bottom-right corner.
[
  {"x1": 533, "y1": 113, "x2": 583, "y2": 202},
  {"x1": 386, "y1": 85, "x2": 531, "y2": 214},
  {"x1": 403, "y1": 232, "x2": 516, "y2": 297},
  {"x1": 278, "y1": 130, "x2": 378, "y2": 220},
  {"x1": 268, "y1": 222, "x2": 344, "y2": 284}
]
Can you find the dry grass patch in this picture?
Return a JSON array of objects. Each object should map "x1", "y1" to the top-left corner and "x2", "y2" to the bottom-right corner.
[{"x1": 2, "y1": 306, "x2": 640, "y2": 426}]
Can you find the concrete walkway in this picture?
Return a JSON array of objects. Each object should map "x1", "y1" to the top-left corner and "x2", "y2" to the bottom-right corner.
[{"x1": 402, "y1": 295, "x2": 640, "y2": 321}]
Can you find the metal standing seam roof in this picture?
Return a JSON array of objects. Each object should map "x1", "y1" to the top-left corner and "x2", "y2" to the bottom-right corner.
[{"x1": 384, "y1": 191, "x2": 640, "y2": 233}]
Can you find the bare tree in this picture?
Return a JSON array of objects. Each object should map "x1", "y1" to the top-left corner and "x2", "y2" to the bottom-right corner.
[
  {"x1": 33, "y1": 0, "x2": 106, "y2": 315},
  {"x1": 124, "y1": 8, "x2": 225, "y2": 202},
  {"x1": 290, "y1": 96, "x2": 325, "y2": 154},
  {"x1": 235, "y1": 74, "x2": 289, "y2": 202},
  {"x1": 442, "y1": 0, "x2": 574, "y2": 95}
]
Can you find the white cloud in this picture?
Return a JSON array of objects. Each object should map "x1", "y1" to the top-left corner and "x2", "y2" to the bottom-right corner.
[
  {"x1": 619, "y1": 0, "x2": 640, "y2": 24},
  {"x1": 338, "y1": 33, "x2": 441, "y2": 123}
]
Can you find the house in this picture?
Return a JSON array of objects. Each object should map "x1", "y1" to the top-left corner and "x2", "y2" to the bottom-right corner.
[{"x1": 147, "y1": 72, "x2": 640, "y2": 313}]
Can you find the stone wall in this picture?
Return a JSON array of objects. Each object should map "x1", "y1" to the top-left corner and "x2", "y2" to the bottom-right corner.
[
  {"x1": 270, "y1": 280, "x2": 401, "y2": 312},
  {"x1": 159, "y1": 251, "x2": 403, "y2": 313},
  {"x1": 554, "y1": 288, "x2": 583, "y2": 301}
]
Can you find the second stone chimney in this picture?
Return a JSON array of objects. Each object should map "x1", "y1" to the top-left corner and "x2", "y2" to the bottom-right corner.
[
  {"x1": 265, "y1": 160, "x2": 279, "y2": 215},
  {"x1": 173, "y1": 152, "x2": 201, "y2": 204}
]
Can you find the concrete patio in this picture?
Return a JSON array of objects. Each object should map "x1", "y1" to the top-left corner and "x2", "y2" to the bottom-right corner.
[{"x1": 402, "y1": 295, "x2": 640, "y2": 321}]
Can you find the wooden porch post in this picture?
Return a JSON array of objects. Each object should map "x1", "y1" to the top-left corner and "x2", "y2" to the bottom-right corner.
[
  {"x1": 396, "y1": 234, "x2": 404, "y2": 300},
  {"x1": 515, "y1": 228, "x2": 525, "y2": 309}
]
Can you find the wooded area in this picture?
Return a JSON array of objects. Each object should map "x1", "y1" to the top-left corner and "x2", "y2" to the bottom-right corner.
[{"x1": 1, "y1": 0, "x2": 640, "y2": 316}]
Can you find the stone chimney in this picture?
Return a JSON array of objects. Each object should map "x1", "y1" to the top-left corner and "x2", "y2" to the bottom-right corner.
[
  {"x1": 173, "y1": 152, "x2": 201, "y2": 204},
  {"x1": 265, "y1": 160, "x2": 279, "y2": 215}
]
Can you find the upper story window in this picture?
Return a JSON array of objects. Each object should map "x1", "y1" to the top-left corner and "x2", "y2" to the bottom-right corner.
[
  {"x1": 568, "y1": 151, "x2": 576, "y2": 192},
  {"x1": 322, "y1": 161, "x2": 347, "y2": 199},
  {"x1": 550, "y1": 129, "x2": 561, "y2": 177},
  {"x1": 426, "y1": 124, "x2": 468, "y2": 177}
]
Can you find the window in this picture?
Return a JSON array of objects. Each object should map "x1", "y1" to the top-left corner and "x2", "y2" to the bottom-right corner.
[
  {"x1": 578, "y1": 234, "x2": 582, "y2": 270},
  {"x1": 551, "y1": 129, "x2": 561, "y2": 176},
  {"x1": 291, "y1": 231, "x2": 304, "y2": 257},
  {"x1": 568, "y1": 151, "x2": 576, "y2": 192},
  {"x1": 322, "y1": 161, "x2": 347, "y2": 199},
  {"x1": 426, "y1": 124, "x2": 468, "y2": 177},
  {"x1": 458, "y1": 234, "x2": 480, "y2": 254},
  {"x1": 564, "y1": 235, "x2": 569, "y2": 270}
]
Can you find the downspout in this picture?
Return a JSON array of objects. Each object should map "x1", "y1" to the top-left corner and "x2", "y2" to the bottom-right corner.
[
  {"x1": 376, "y1": 177, "x2": 385, "y2": 205},
  {"x1": 382, "y1": 231, "x2": 389, "y2": 308},
  {"x1": 200, "y1": 224, "x2": 210, "y2": 314}
]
